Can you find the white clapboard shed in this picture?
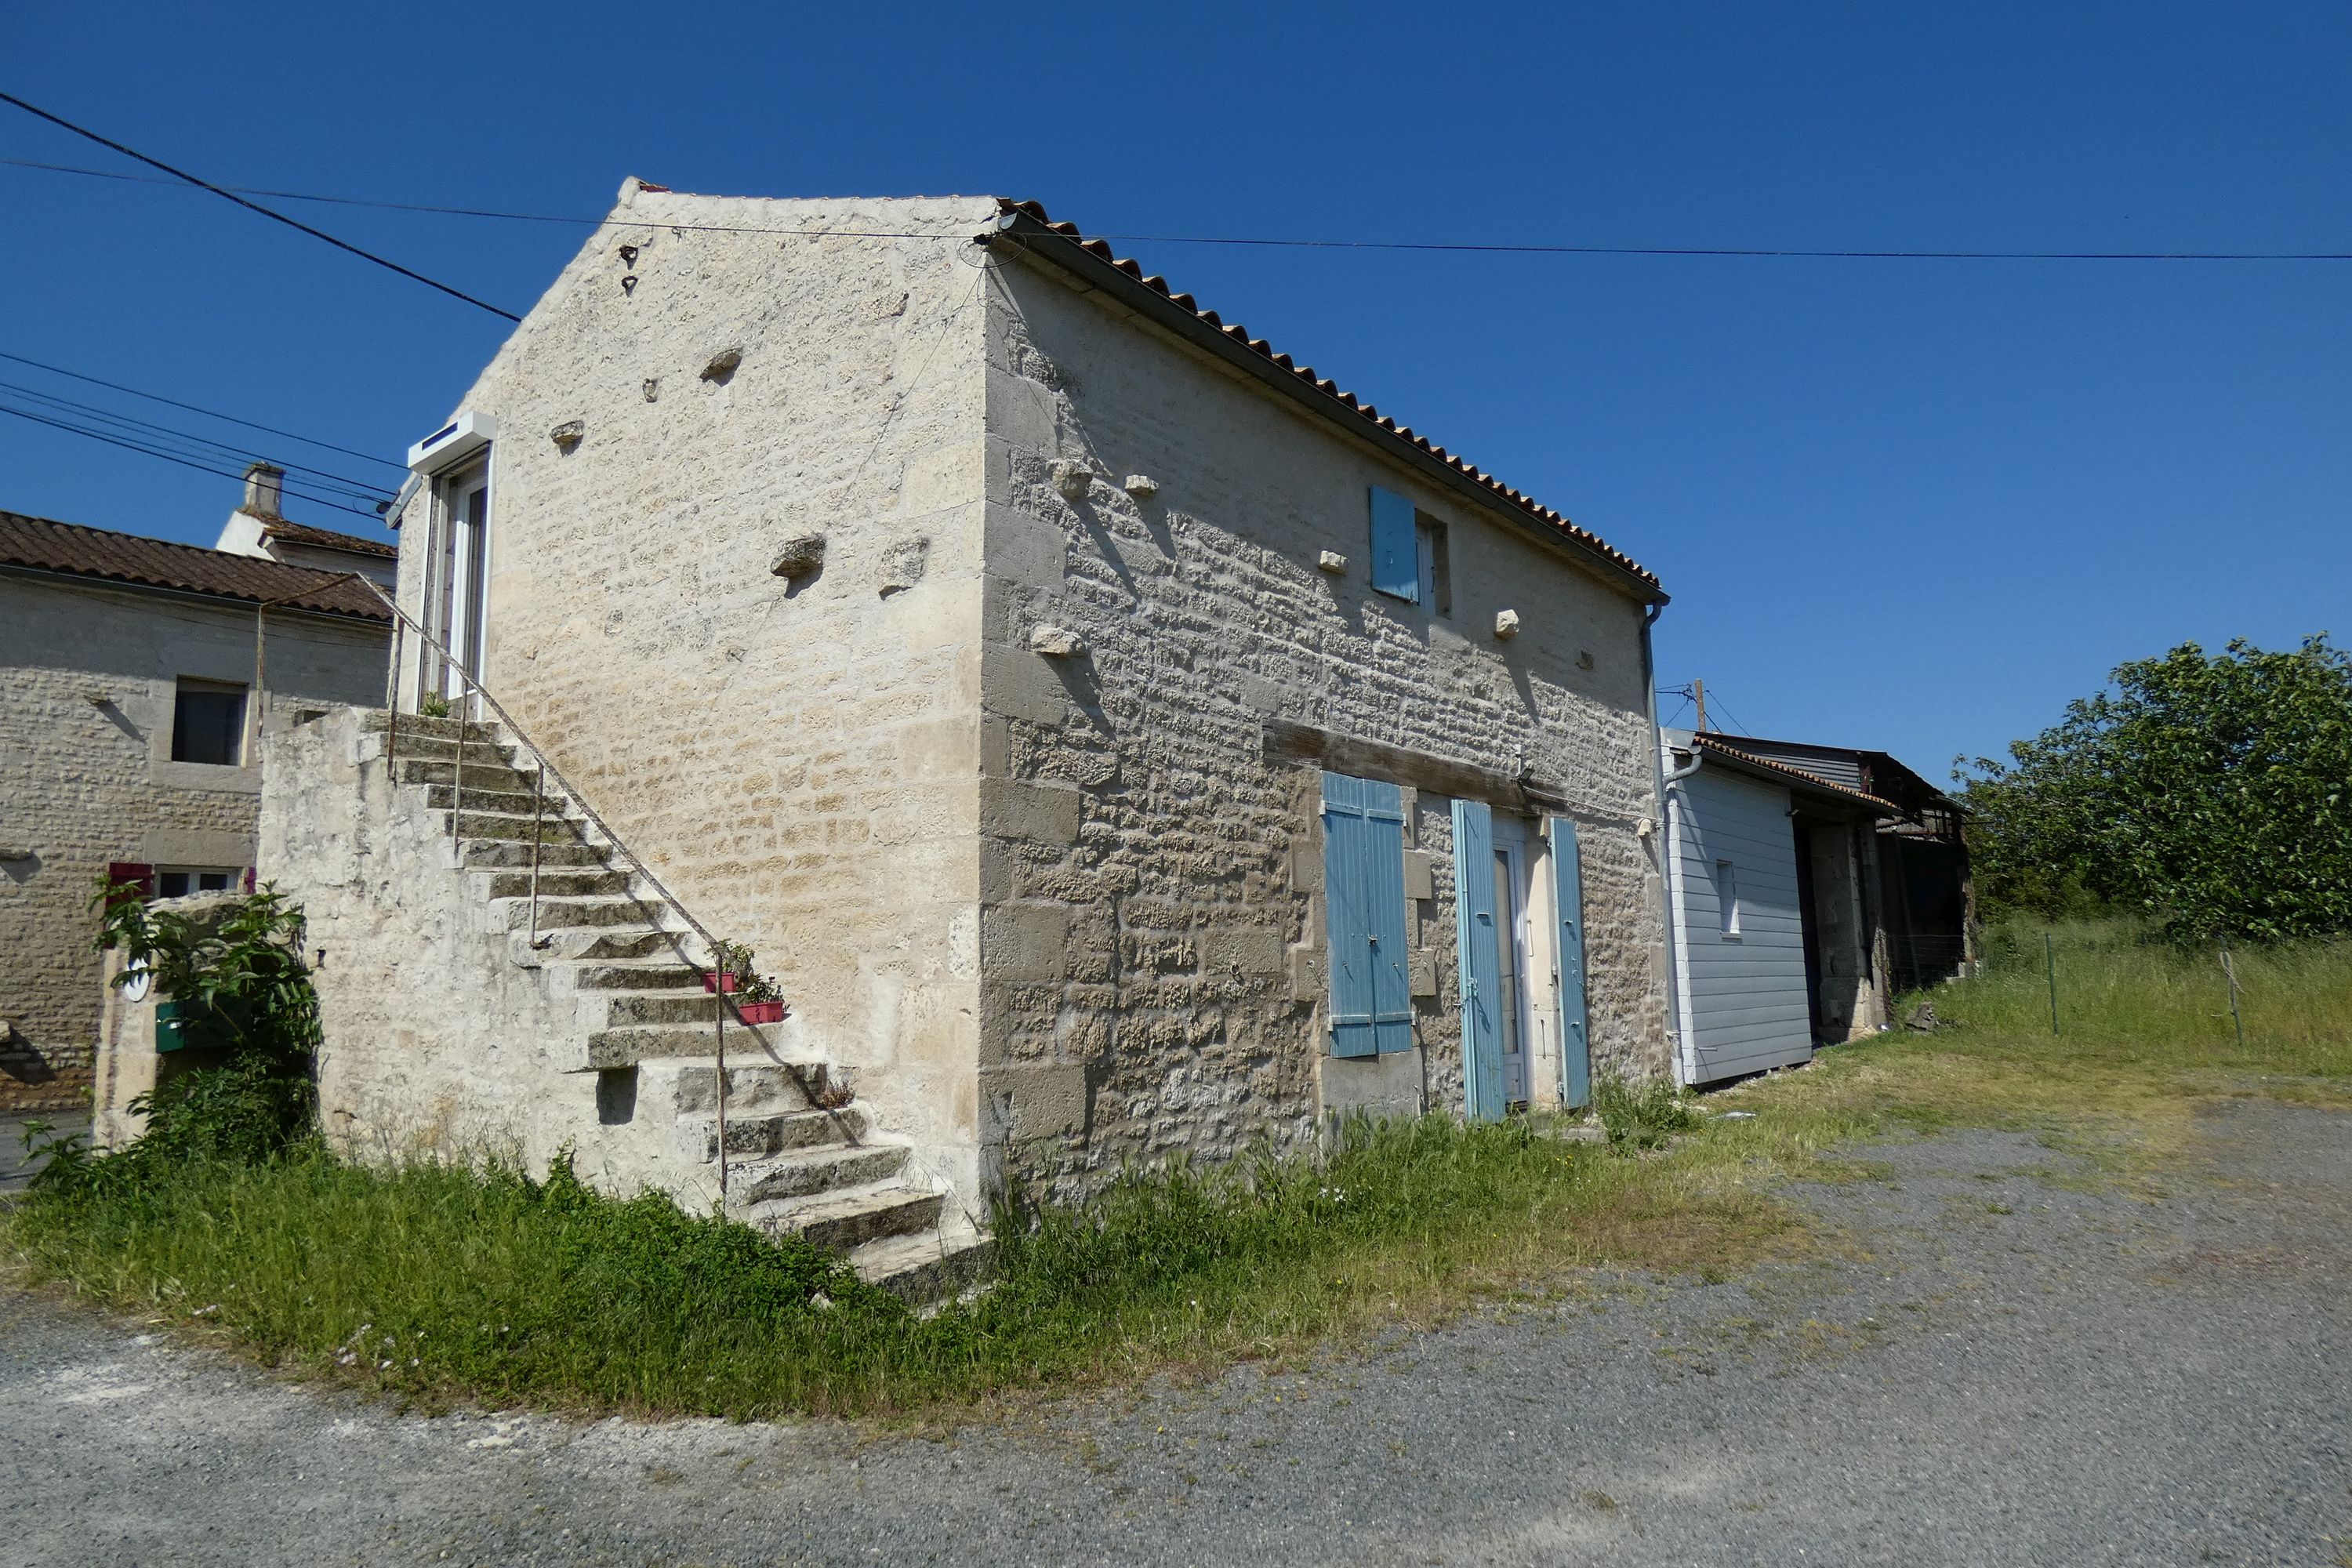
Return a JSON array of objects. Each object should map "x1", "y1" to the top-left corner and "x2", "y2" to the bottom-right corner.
[{"x1": 1660, "y1": 731, "x2": 1904, "y2": 1086}]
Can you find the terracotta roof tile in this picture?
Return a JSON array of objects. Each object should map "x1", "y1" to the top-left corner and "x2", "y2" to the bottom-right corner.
[
  {"x1": 1691, "y1": 734, "x2": 1902, "y2": 815},
  {"x1": 988, "y1": 199, "x2": 1661, "y2": 592},
  {"x1": 262, "y1": 520, "x2": 398, "y2": 560},
  {"x1": 0, "y1": 511, "x2": 392, "y2": 621}
]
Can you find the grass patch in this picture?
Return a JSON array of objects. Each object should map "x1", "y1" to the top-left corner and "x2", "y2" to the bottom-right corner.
[{"x1": 9, "y1": 916, "x2": 2347, "y2": 1420}]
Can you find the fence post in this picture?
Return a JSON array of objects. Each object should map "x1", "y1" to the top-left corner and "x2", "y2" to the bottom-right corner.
[
  {"x1": 2045, "y1": 931, "x2": 2060, "y2": 1035},
  {"x1": 2220, "y1": 937, "x2": 2245, "y2": 1051}
]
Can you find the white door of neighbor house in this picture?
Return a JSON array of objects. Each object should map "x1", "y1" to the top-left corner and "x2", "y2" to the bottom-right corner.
[{"x1": 437, "y1": 459, "x2": 490, "y2": 701}]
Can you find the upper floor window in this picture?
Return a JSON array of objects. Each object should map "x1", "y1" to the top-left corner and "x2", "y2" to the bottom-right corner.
[
  {"x1": 1369, "y1": 485, "x2": 1452, "y2": 615},
  {"x1": 1717, "y1": 859, "x2": 1742, "y2": 938},
  {"x1": 171, "y1": 678, "x2": 247, "y2": 766}
]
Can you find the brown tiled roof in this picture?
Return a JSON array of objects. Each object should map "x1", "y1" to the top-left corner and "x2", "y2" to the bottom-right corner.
[
  {"x1": 1691, "y1": 734, "x2": 1902, "y2": 816},
  {"x1": 0, "y1": 511, "x2": 392, "y2": 622},
  {"x1": 985, "y1": 199, "x2": 1663, "y2": 597},
  {"x1": 263, "y1": 519, "x2": 398, "y2": 559}
]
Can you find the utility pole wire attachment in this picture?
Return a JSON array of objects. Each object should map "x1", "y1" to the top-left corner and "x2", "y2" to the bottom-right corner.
[{"x1": 0, "y1": 92, "x2": 522, "y2": 321}]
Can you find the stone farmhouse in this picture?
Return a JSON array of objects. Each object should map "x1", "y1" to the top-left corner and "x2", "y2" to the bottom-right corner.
[
  {"x1": 0, "y1": 507, "x2": 391, "y2": 1111},
  {"x1": 263, "y1": 183, "x2": 1679, "y2": 1298}
]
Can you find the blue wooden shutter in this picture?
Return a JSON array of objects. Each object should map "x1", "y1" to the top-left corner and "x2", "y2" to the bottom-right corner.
[
  {"x1": 1547, "y1": 816, "x2": 1592, "y2": 1109},
  {"x1": 1368, "y1": 486, "x2": 1419, "y2": 602},
  {"x1": 1323, "y1": 773, "x2": 1413, "y2": 1056},
  {"x1": 1452, "y1": 799, "x2": 1505, "y2": 1120}
]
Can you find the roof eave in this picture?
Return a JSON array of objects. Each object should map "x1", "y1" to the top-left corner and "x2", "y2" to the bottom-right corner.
[
  {"x1": 0, "y1": 560, "x2": 391, "y2": 626},
  {"x1": 979, "y1": 212, "x2": 1668, "y2": 608},
  {"x1": 1688, "y1": 735, "x2": 1902, "y2": 817}
]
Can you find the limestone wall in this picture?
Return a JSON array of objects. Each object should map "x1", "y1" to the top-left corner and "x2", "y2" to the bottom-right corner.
[
  {"x1": 975, "y1": 256, "x2": 1671, "y2": 1193},
  {"x1": 0, "y1": 574, "x2": 386, "y2": 1111},
  {"x1": 387, "y1": 191, "x2": 997, "y2": 1200},
  {"x1": 256, "y1": 707, "x2": 708, "y2": 1199}
]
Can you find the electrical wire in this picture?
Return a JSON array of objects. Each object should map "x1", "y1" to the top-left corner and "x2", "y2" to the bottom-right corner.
[
  {"x1": 0, "y1": 378, "x2": 394, "y2": 499},
  {"x1": 0, "y1": 350, "x2": 407, "y2": 472},
  {"x1": 0, "y1": 404, "x2": 387, "y2": 521},
  {"x1": 7, "y1": 153, "x2": 2350, "y2": 262},
  {"x1": 0, "y1": 93, "x2": 523, "y2": 320}
]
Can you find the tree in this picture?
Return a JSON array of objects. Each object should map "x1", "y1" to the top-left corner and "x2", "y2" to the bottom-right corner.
[{"x1": 1958, "y1": 635, "x2": 2352, "y2": 941}]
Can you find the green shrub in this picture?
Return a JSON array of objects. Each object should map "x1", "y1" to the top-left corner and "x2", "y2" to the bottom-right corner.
[{"x1": 1591, "y1": 1074, "x2": 1702, "y2": 1150}]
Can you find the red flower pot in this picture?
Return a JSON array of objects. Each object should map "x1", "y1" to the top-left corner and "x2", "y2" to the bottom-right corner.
[
  {"x1": 702, "y1": 971, "x2": 739, "y2": 994},
  {"x1": 735, "y1": 1000, "x2": 786, "y2": 1025}
]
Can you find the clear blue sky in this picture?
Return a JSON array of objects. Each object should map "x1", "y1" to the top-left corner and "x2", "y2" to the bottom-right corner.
[{"x1": 9, "y1": 2, "x2": 2348, "y2": 779}]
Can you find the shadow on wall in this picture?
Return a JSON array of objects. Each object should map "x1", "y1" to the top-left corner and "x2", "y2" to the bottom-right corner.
[{"x1": 0, "y1": 1024, "x2": 61, "y2": 1088}]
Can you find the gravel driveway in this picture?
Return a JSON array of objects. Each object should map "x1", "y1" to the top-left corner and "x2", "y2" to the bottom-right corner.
[{"x1": 5, "y1": 1097, "x2": 2347, "y2": 1567}]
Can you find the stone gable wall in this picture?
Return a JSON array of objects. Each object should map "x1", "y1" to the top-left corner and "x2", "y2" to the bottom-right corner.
[
  {"x1": 975, "y1": 258, "x2": 1671, "y2": 1196},
  {"x1": 0, "y1": 575, "x2": 385, "y2": 1110},
  {"x1": 387, "y1": 193, "x2": 999, "y2": 1197}
]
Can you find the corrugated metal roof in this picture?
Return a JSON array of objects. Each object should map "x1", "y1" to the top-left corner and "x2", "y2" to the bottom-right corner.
[
  {"x1": 984, "y1": 199, "x2": 1662, "y2": 597},
  {"x1": 0, "y1": 511, "x2": 392, "y2": 622}
]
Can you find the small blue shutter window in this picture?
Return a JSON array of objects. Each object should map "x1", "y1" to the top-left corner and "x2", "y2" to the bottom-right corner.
[
  {"x1": 1453, "y1": 798, "x2": 1506, "y2": 1120},
  {"x1": 1548, "y1": 816, "x2": 1592, "y2": 1110},
  {"x1": 1369, "y1": 485, "x2": 1419, "y2": 602},
  {"x1": 1323, "y1": 772, "x2": 1414, "y2": 1057}
]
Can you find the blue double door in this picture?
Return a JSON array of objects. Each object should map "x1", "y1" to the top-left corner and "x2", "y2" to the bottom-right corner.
[{"x1": 1322, "y1": 772, "x2": 1591, "y2": 1119}]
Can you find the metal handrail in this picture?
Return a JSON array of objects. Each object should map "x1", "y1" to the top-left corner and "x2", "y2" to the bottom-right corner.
[{"x1": 353, "y1": 577, "x2": 755, "y2": 1196}]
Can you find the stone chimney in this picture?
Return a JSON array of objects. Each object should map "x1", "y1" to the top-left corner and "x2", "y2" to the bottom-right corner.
[{"x1": 241, "y1": 462, "x2": 285, "y2": 520}]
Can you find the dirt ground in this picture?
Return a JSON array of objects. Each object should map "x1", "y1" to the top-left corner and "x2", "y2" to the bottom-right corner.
[{"x1": 5, "y1": 1097, "x2": 2347, "y2": 1567}]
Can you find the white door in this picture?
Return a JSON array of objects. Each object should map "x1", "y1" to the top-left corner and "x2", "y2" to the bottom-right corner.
[
  {"x1": 437, "y1": 460, "x2": 490, "y2": 701},
  {"x1": 1490, "y1": 818, "x2": 1538, "y2": 1105}
]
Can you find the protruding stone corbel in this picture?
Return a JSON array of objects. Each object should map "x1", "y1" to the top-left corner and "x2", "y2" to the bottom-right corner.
[
  {"x1": 770, "y1": 533, "x2": 826, "y2": 580},
  {"x1": 1030, "y1": 624, "x2": 1087, "y2": 657}
]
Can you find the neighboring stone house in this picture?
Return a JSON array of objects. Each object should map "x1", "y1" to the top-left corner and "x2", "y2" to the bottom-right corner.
[
  {"x1": 259, "y1": 183, "x2": 1676, "y2": 1296},
  {"x1": 213, "y1": 462, "x2": 401, "y2": 590},
  {"x1": 1659, "y1": 729, "x2": 1974, "y2": 1085},
  {"x1": 0, "y1": 510, "x2": 391, "y2": 1110}
]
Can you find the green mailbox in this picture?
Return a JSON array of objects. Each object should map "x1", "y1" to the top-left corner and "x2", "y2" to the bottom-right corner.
[{"x1": 154, "y1": 997, "x2": 249, "y2": 1054}]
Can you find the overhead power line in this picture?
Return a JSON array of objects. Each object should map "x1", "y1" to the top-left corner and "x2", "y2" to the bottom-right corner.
[
  {"x1": 0, "y1": 403, "x2": 387, "y2": 521},
  {"x1": 6, "y1": 153, "x2": 2350, "y2": 263},
  {"x1": 0, "y1": 349, "x2": 407, "y2": 472},
  {"x1": 0, "y1": 93, "x2": 523, "y2": 319},
  {"x1": 0, "y1": 378, "x2": 393, "y2": 499}
]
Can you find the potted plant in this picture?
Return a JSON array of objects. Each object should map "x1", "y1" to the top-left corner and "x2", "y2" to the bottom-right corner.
[{"x1": 705, "y1": 938, "x2": 787, "y2": 1024}]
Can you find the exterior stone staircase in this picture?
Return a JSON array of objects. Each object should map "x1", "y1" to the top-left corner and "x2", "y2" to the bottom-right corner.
[{"x1": 372, "y1": 712, "x2": 992, "y2": 1305}]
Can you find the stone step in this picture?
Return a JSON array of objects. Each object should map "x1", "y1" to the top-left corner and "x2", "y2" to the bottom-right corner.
[
  {"x1": 687, "y1": 1105, "x2": 866, "y2": 1161},
  {"x1": 848, "y1": 1228, "x2": 996, "y2": 1307},
  {"x1": 365, "y1": 710, "x2": 495, "y2": 744},
  {"x1": 564, "y1": 960, "x2": 706, "y2": 991},
  {"x1": 731, "y1": 1142, "x2": 908, "y2": 1205},
  {"x1": 582, "y1": 1023, "x2": 798, "y2": 1069},
  {"x1": 498, "y1": 895, "x2": 655, "y2": 931},
  {"x1": 602, "y1": 989, "x2": 778, "y2": 1026},
  {"x1": 399, "y1": 758, "x2": 538, "y2": 795},
  {"x1": 445, "y1": 809, "x2": 579, "y2": 844},
  {"x1": 544, "y1": 928, "x2": 674, "y2": 962},
  {"x1": 383, "y1": 734, "x2": 512, "y2": 768},
  {"x1": 481, "y1": 869, "x2": 630, "y2": 900},
  {"x1": 425, "y1": 782, "x2": 546, "y2": 817},
  {"x1": 462, "y1": 840, "x2": 608, "y2": 870},
  {"x1": 749, "y1": 1187, "x2": 945, "y2": 1254},
  {"x1": 673, "y1": 1062, "x2": 824, "y2": 1116}
]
